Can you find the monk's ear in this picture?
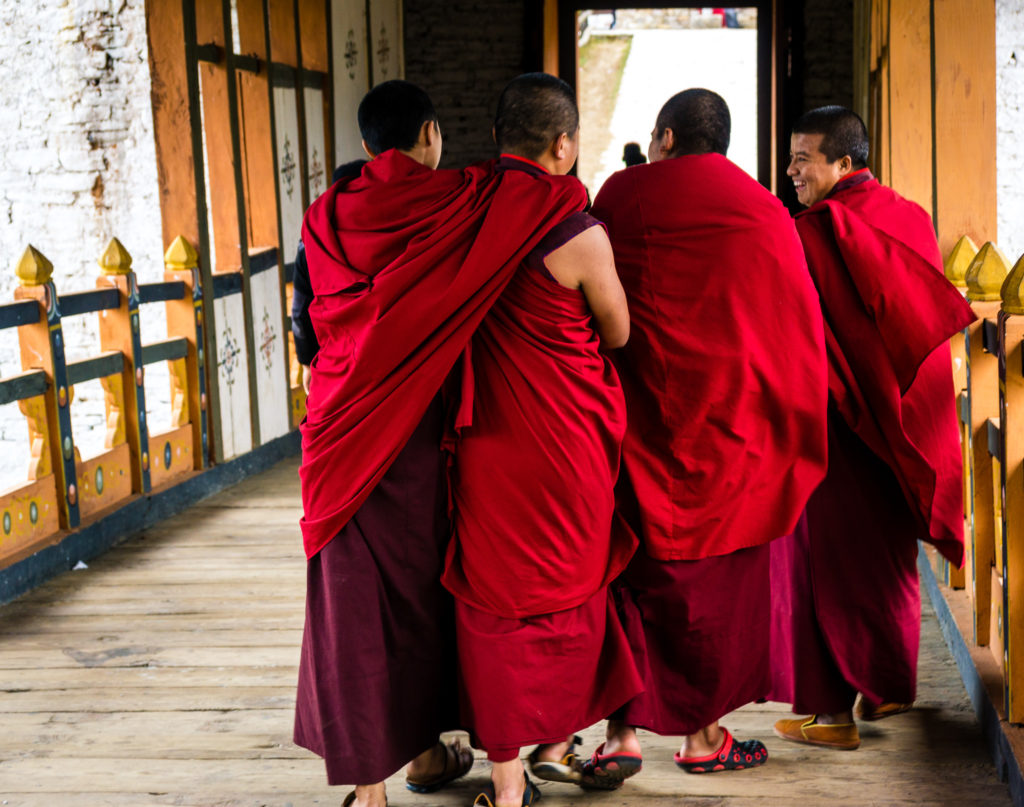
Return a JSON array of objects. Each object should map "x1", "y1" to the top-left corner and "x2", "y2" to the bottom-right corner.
[
  {"x1": 418, "y1": 119, "x2": 437, "y2": 148},
  {"x1": 361, "y1": 139, "x2": 377, "y2": 160},
  {"x1": 837, "y1": 154, "x2": 854, "y2": 177},
  {"x1": 661, "y1": 127, "x2": 676, "y2": 157},
  {"x1": 491, "y1": 125, "x2": 497, "y2": 146}
]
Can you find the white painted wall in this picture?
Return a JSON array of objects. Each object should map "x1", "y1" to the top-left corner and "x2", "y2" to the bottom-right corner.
[
  {"x1": 997, "y1": 0, "x2": 1024, "y2": 264},
  {"x1": 0, "y1": 0, "x2": 164, "y2": 489}
]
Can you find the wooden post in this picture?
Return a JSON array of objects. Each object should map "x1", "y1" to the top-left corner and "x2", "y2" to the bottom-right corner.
[
  {"x1": 945, "y1": 234, "x2": 978, "y2": 590},
  {"x1": 887, "y1": 0, "x2": 933, "y2": 213},
  {"x1": 999, "y1": 252, "x2": 1024, "y2": 720},
  {"x1": 96, "y1": 238, "x2": 151, "y2": 494},
  {"x1": 932, "y1": 0, "x2": 997, "y2": 258},
  {"x1": 13, "y1": 247, "x2": 80, "y2": 530},
  {"x1": 164, "y1": 236, "x2": 209, "y2": 469},
  {"x1": 964, "y1": 242, "x2": 1012, "y2": 646}
]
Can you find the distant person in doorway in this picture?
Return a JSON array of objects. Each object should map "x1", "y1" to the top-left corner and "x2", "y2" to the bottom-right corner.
[
  {"x1": 585, "y1": 88, "x2": 828, "y2": 786},
  {"x1": 622, "y1": 142, "x2": 646, "y2": 167},
  {"x1": 771, "y1": 105, "x2": 973, "y2": 750}
]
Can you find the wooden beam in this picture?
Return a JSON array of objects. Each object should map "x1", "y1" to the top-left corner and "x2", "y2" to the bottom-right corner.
[
  {"x1": 196, "y1": 0, "x2": 243, "y2": 276},
  {"x1": 146, "y1": 0, "x2": 201, "y2": 252},
  {"x1": 237, "y1": 0, "x2": 280, "y2": 250},
  {"x1": 887, "y1": 0, "x2": 933, "y2": 212},
  {"x1": 932, "y1": 0, "x2": 997, "y2": 256}
]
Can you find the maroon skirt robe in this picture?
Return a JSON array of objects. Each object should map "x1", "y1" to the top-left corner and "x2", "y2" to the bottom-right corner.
[
  {"x1": 293, "y1": 394, "x2": 459, "y2": 784},
  {"x1": 769, "y1": 410, "x2": 921, "y2": 714},
  {"x1": 616, "y1": 541, "x2": 772, "y2": 735}
]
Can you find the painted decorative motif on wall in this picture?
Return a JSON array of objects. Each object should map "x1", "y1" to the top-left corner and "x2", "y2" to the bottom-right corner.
[
  {"x1": 345, "y1": 28, "x2": 359, "y2": 79},
  {"x1": 280, "y1": 135, "x2": 297, "y2": 200},
  {"x1": 219, "y1": 325, "x2": 242, "y2": 388},
  {"x1": 259, "y1": 308, "x2": 277, "y2": 373},
  {"x1": 308, "y1": 146, "x2": 325, "y2": 199},
  {"x1": 377, "y1": 24, "x2": 390, "y2": 77}
]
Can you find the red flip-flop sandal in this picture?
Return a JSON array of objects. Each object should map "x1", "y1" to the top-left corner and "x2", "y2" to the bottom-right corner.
[{"x1": 673, "y1": 728, "x2": 768, "y2": 773}]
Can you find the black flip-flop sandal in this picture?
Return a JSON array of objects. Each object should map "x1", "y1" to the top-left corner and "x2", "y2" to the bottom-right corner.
[
  {"x1": 673, "y1": 728, "x2": 767, "y2": 773},
  {"x1": 527, "y1": 734, "x2": 582, "y2": 784},
  {"x1": 471, "y1": 773, "x2": 542, "y2": 806}
]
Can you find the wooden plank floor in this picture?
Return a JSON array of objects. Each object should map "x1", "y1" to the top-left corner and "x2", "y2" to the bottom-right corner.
[{"x1": 0, "y1": 456, "x2": 1013, "y2": 806}]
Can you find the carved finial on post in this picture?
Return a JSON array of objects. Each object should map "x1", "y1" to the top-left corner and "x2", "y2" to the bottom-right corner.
[
  {"x1": 1001, "y1": 253, "x2": 1024, "y2": 315},
  {"x1": 165, "y1": 236, "x2": 199, "y2": 271},
  {"x1": 945, "y1": 235, "x2": 979, "y2": 289},
  {"x1": 99, "y1": 237, "x2": 133, "y2": 275},
  {"x1": 965, "y1": 242, "x2": 1012, "y2": 302},
  {"x1": 15, "y1": 245, "x2": 53, "y2": 286}
]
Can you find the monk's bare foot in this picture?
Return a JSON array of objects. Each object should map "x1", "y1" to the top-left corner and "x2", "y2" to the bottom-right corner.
[
  {"x1": 815, "y1": 709, "x2": 855, "y2": 725},
  {"x1": 602, "y1": 719, "x2": 642, "y2": 756},
  {"x1": 533, "y1": 734, "x2": 573, "y2": 763},
  {"x1": 349, "y1": 782, "x2": 386, "y2": 807},
  {"x1": 678, "y1": 721, "x2": 725, "y2": 758},
  {"x1": 490, "y1": 758, "x2": 526, "y2": 807}
]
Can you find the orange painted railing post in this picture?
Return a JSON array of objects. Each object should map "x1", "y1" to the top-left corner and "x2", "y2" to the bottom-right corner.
[
  {"x1": 164, "y1": 236, "x2": 208, "y2": 469},
  {"x1": 945, "y1": 235, "x2": 978, "y2": 590},
  {"x1": 998, "y1": 252, "x2": 1024, "y2": 721},
  {"x1": 96, "y1": 238, "x2": 150, "y2": 493},
  {"x1": 964, "y1": 242, "x2": 1012, "y2": 646},
  {"x1": 13, "y1": 246, "x2": 80, "y2": 529}
]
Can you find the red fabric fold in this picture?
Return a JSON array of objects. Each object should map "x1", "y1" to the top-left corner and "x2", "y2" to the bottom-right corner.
[
  {"x1": 442, "y1": 263, "x2": 634, "y2": 618},
  {"x1": 299, "y1": 150, "x2": 587, "y2": 559},
  {"x1": 590, "y1": 153, "x2": 829, "y2": 561},
  {"x1": 795, "y1": 178, "x2": 974, "y2": 566}
]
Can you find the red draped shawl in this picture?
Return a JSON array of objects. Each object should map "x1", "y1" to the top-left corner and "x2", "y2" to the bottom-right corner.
[
  {"x1": 796, "y1": 175, "x2": 975, "y2": 565},
  {"x1": 591, "y1": 153, "x2": 829, "y2": 561},
  {"x1": 299, "y1": 150, "x2": 587, "y2": 559},
  {"x1": 442, "y1": 246, "x2": 633, "y2": 618}
]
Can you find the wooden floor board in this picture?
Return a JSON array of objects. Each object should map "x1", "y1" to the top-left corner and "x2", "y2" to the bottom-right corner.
[{"x1": 0, "y1": 456, "x2": 1013, "y2": 805}]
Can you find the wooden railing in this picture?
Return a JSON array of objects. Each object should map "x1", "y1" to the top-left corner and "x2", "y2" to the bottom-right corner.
[
  {"x1": 943, "y1": 235, "x2": 1024, "y2": 724},
  {"x1": 0, "y1": 236, "x2": 304, "y2": 574}
]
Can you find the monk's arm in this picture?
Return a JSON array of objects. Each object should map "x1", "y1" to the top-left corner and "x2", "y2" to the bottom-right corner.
[{"x1": 544, "y1": 225, "x2": 630, "y2": 348}]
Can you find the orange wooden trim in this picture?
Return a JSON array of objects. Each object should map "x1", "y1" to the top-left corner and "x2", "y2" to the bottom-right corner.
[
  {"x1": 0, "y1": 474, "x2": 62, "y2": 568},
  {"x1": 268, "y1": 0, "x2": 299, "y2": 65},
  {"x1": 76, "y1": 443, "x2": 133, "y2": 522},
  {"x1": 148, "y1": 424, "x2": 196, "y2": 490}
]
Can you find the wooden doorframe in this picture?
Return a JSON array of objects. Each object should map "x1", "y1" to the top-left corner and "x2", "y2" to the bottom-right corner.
[{"x1": 551, "y1": 2, "x2": 778, "y2": 191}]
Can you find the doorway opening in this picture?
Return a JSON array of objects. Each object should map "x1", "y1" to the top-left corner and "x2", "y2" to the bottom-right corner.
[{"x1": 571, "y1": 7, "x2": 762, "y2": 198}]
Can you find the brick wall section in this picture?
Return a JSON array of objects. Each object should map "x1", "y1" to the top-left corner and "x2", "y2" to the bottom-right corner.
[
  {"x1": 997, "y1": 0, "x2": 1024, "y2": 262},
  {"x1": 799, "y1": 0, "x2": 854, "y2": 112},
  {"x1": 0, "y1": 0, "x2": 162, "y2": 484},
  {"x1": 403, "y1": 0, "x2": 528, "y2": 168}
]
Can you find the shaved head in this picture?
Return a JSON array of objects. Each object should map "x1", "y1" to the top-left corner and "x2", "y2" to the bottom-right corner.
[
  {"x1": 793, "y1": 106, "x2": 869, "y2": 169},
  {"x1": 655, "y1": 88, "x2": 731, "y2": 157},
  {"x1": 494, "y1": 72, "x2": 579, "y2": 161}
]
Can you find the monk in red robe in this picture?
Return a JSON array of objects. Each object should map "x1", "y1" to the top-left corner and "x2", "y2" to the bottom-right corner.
[
  {"x1": 771, "y1": 106, "x2": 974, "y2": 750},
  {"x1": 294, "y1": 80, "x2": 588, "y2": 807},
  {"x1": 586, "y1": 88, "x2": 829, "y2": 784},
  {"x1": 441, "y1": 73, "x2": 643, "y2": 807}
]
